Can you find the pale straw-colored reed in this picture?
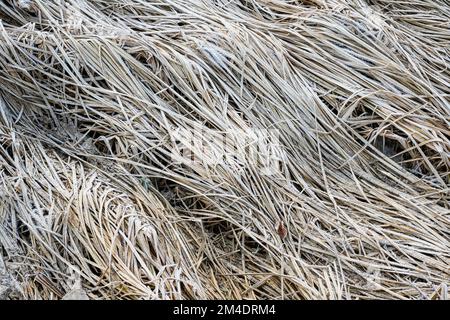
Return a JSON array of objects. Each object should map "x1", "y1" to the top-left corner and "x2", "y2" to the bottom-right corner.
[{"x1": 0, "y1": 0, "x2": 448, "y2": 299}]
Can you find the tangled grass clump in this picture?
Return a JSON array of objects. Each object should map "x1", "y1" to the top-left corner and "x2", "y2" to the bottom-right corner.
[{"x1": 0, "y1": 0, "x2": 449, "y2": 299}]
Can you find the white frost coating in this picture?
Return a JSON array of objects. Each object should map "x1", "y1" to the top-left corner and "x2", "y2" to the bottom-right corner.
[
  {"x1": 62, "y1": 267, "x2": 89, "y2": 300},
  {"x1": 199, "y1": 43, "x2": 229, "y2": 69},
  {"x1": 362, "y1": 5, "x2": 386, "y2": 30},
  {"x1": 0, "y1": 257, "x2": 22, "y2": 299},
  {"x1": 62, "y1": 279, "x2": 89, "y2": 300},
  {"x1": 66, "y1": 9, "x2": 84, "y2": 32},
  {"x1": 17, "y1": 0, "x2": 32, "y2": 10}
]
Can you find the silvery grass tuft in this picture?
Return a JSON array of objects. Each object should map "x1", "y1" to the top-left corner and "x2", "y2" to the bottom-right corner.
[{"x1": 0, "y1": 0, "x2": 449, "y2": 300}]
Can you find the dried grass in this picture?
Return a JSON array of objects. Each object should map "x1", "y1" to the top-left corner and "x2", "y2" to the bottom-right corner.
[{"x1": 0, "y1": 0, "x2": 449, "y2": 299}]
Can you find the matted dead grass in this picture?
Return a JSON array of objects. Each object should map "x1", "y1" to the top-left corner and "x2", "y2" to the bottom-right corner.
[{"x1": 0, "y1": 0, "x2": 449, "y2": 299}]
